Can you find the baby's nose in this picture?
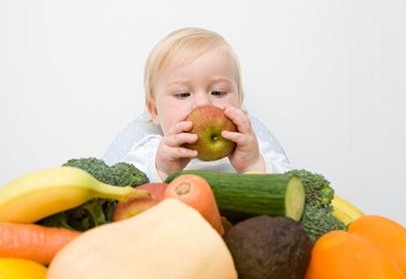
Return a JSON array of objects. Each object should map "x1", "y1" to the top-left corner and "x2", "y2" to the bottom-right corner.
[{"x1": 194, "y1": 93, "x2": 211, "y2": 107}]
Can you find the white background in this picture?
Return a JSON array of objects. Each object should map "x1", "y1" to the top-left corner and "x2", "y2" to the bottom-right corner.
[{"x1": 1, "y1": 1, "x2": 405, "y2": 225}]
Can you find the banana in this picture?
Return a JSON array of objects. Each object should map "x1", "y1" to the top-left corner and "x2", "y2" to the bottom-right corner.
[
  {"x1": 332, "y1": 194, "x2": 364, "y2": 225},
  {"x1": 0, "y1": 166, "x2": 149, "y2": 223}
]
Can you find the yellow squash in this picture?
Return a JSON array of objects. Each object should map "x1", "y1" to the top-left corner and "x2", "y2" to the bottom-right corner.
[
  {"x1": 331, "y1": 195, "x2": 364, "y2": 225},
  {"x1": 0, "y1": 258, "x2": 47, "y2": 279},
  {"x1": 47, "y1": 198, "x2": 237, "y2": 279}
]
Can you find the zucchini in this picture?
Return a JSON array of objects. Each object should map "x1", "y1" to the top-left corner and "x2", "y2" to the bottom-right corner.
[{"x1": 165, "y1": 170, "x2": 305, "y2": 222}]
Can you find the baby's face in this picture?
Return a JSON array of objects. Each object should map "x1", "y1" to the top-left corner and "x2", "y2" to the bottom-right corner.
[{"x1": 149, "y1": 49, "x2": 239, "y2": 134}]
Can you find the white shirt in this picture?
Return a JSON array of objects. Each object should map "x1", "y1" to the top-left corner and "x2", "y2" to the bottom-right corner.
[{"x1": 103, "y1": 111, "x2": 292, "y2": 182}]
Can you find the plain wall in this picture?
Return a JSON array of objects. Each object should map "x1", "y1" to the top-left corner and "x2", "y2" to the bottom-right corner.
[{"x1": 1, "y1": 0, "x2": 405, "y2": 225}]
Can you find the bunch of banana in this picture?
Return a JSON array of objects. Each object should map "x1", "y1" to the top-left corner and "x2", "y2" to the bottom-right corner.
[
  {"x1": 332, "y1": 194, "x2": 364, "y2": 225},
  {"x1": 0, "y1": 166, "x2": 149, "y2": 223}
]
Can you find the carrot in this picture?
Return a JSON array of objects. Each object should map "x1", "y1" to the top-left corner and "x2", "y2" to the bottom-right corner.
[
  {"x1": 0, "y1": 222, "x2": 81, "y2": 265},
  {"x1": 164, "y1": 174, "x2": 224, "y2": 235}
]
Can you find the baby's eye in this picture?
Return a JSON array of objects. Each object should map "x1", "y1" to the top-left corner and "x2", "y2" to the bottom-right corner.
[
  {"x1": 175, "y1": 92, "x2": 191, "y2": 98},
  {"x1": 211, "y1": 91, "x2": 227, "y2": 96}
]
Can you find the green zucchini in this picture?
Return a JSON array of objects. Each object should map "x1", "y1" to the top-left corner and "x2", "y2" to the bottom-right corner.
[{"x1": 165, "y1": 170, "x2": 305, "y2": 222}]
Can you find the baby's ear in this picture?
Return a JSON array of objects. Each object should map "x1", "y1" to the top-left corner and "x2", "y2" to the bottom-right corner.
[{"x1": 146, "y1": 100, "x2": 160, "y2": 125}]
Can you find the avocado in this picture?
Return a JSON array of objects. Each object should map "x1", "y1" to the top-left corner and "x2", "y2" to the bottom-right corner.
[{"x1": 224, "y1": 215, "x2": 312, "y2": 279}]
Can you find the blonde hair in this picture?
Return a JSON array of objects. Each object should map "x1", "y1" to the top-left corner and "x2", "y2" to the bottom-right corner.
[{"x1": 144, "y1": 27, "x2": 244, "y2": 107}]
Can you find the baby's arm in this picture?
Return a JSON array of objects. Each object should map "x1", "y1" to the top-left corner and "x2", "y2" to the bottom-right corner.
[
  {"x1": 221, "y1": 107, "x2": 266, "y2": 173},
  {"x1": 155, "y1": 121, "x2": 198, "y2": 180}
]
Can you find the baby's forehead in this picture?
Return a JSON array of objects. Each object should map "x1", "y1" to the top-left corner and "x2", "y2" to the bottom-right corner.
[{"x1": 162, "y1": 46, "x2": 235, "y2": 71}]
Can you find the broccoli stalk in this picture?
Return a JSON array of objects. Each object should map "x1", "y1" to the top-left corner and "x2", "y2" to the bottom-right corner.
[
  {"x1": 36, "y1": 157, "x2": 149, "y2": 231},
  {"x1": 286, "y1": 169, "x2": 346, "y2": 243}
]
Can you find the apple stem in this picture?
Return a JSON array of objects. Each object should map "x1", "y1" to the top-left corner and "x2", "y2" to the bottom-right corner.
[{"x1": 174, "y1": 182, "x2": 191, "y2": 195}]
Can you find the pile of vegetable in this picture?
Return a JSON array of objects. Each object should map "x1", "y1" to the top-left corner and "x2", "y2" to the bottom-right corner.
[
  {"x1": 164, "y1": 169, "x2": 406, "y2": 278},
  {"x1": 0, "y1": 157, "x2": 405, "y2": 279}
]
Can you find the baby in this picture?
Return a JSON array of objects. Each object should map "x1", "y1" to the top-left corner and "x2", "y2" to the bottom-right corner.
[{"x1": 104, "y1": 27, "x2": 291, "y2": 181}]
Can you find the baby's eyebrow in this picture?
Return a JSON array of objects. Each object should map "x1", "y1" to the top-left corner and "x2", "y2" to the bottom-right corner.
[
  {"x1": 211, "y1": 77, "x2": 233, "y2": 83},
  {"x1": 167, "y1": 80, "x2": 189, "y2": 86}
]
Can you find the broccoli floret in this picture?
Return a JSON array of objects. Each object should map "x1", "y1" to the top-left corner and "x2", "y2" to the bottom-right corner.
[
  {"x1": 38, "y1": 199, "x2": 109, "y2": 230},
  {"x1": 109, "y1": 162, "x2": 149, "y2": 186},
  {"x1": 286, "y1": 169, "x2": 346, "y2": 243},
  {"x1": 299, "y1": 204, "x2": 346, "y2": 243},
  {"x1": 288, "y1": 169, "x2": 334, "y2": 207},
  {"x1": 36, "y1": 157, "x2": 149, "y2": 231}
]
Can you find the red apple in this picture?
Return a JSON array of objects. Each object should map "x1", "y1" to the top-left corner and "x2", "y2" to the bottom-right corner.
[
  {"x1": 113, "y1": 196, "x2": 157, "y2": 221},
  {"x1": 183, "y1": 105, "x2": 237, "y2": 161},
  {"x1": 135, "y1": 183, "x2": 168, "y2": 201},
  {"x1": 112, "y1": 183, "x2": 168, "y2": 221}
]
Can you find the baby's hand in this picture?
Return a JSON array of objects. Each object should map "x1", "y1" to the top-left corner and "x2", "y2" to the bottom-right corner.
[
  {"x1": 155, "y1": 121, "x2": 198, "y2": 180},
  {"x1": 222, "y1": 107, "x2": 265, "y2": 173}
]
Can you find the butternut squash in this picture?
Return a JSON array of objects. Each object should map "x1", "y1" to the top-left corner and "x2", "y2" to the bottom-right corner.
[{"x1": 47, "y1": 198, "x2": 237, "y2": 279}]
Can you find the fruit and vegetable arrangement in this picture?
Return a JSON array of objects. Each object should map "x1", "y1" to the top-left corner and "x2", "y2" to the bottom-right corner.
[
  {"x1": 1, "y1": 159, "x2": 404, "y2": 279},
  {"x1": 0, "y1": 106, "x2": 405, "y2": 278}
]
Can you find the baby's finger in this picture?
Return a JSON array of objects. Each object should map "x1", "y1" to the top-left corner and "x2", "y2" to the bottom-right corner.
[
  {"x1": 224, "y1": 107, "x2": 251, "y2": 134},
  {"x1": 166, "y1": 121, "x2": 193, "y2": 136},
  {"x1": 221, "y1": 130, "x2": 246, "y2": 146},
  {"x1": 174, "y1": 146, "x2": 198, "y2": 158},
  {"x1": 164, "y1": 133, "x2": 198, "y2": 148}
]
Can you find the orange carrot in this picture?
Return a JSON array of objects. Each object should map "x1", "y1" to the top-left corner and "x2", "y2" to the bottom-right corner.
[
  {"x1": 0, "y1": 222, "x2": 81, "y2": 265},
  {"x1": 164, "y1": 174, "x2": 224, "y2": 235}
]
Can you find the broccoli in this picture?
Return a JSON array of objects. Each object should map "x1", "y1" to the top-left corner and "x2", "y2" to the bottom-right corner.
[
  {"x1": 109, "y1": 162, "x2": 149, "y2": 186},
  {"x1": 286, "y1": 169, "x2": 346, "y2": 243},
  {"x1": 36, "y1": 157, "x2": 149, "y2": 231},
  {"x1": 299, "y1": 204, "x2": 346, "y2": 243},
  {"x1": 61, "y1": 157, "x2": 148, "y2": 186}
]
